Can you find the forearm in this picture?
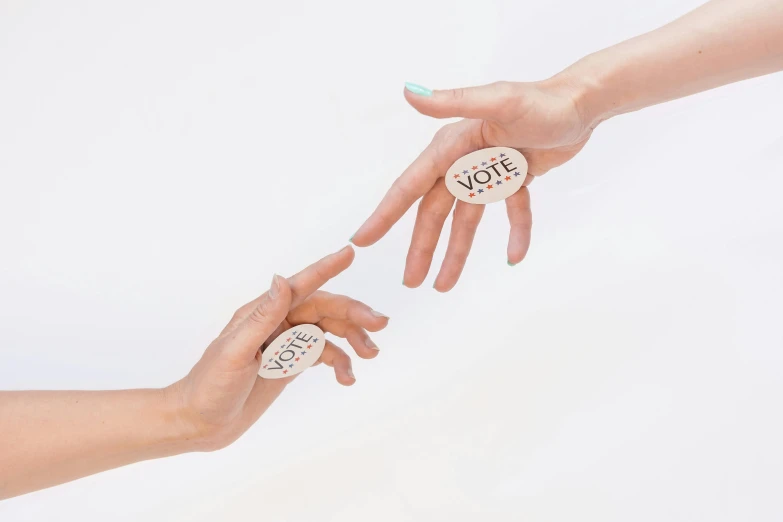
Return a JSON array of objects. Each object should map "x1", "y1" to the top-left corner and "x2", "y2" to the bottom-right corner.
[
  {"x1": 561, "y1": 0, "x2": 783, "y2": 126},
  {"x1": 0, "y1": 387, "x2": 194, "y2": 499}
]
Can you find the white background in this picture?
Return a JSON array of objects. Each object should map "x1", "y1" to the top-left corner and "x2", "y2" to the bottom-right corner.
[{"x1": 2, "y1": 0, "x2": 783, "y2": 520}]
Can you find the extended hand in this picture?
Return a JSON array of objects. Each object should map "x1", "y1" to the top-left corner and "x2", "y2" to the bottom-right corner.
[
  {"x1": 351, "y1": 80, "x2": 592, "y2": 291},
  {"x1": 170, "y1": 245, "x2": 388, "y2": 450}
]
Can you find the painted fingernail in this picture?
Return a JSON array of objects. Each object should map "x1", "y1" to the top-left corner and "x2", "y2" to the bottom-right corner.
[
  {"x1": 269, "y1": 274, "x2": 280, "y2": 299},
  {"x1": 365, "y1": 337, "x2": 379, "y2": 351},
  {"x1": 370, "y1": 309, "x2": 389, "y2": 319},
  {"x1": 347, "y1": 368, "x2": 356, "y2": 380},
  {"x1": 507, "y1": 260, "x2": 518, "y2": 266},
  {"x1": 349, "y1": 234, "x2": 355, "y2": 243},
  {"x1": 405, "y1": 82, "x2": 433, "y2": 97}
]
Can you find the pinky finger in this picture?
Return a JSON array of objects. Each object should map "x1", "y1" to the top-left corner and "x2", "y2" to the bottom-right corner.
[
  {"x1": 505, "y1": 187, "x2": 533, "y2": 265},
  {"x1": 318, "y1": 340, "x2": 356, "y2": 386}
]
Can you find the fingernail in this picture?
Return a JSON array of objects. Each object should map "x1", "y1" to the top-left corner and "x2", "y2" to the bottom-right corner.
[
  {"x1": 370, "y1": 309, "x2": 389, "y2": 319},
  {"x1": 349, "y1": 234, "x2": 355, "y2": 243},
  {"x1": 347, "y1": 368, "x2": 356, "y2": 380},
  {"x1": 269, "y1": 274, "x2": 280, "y2": 299},
  {"x1": 365, "y1": 337, "x2": 379, "y2": 351},
  {"x1": 507, "y1": 260, "x2": 518, "y2": 266},
  {"x1": 405, "y1": 82, "x2": 433, "y2": 97}
]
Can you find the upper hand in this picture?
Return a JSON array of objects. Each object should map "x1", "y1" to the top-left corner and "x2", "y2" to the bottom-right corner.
[
  {"x1": 351, "y1": 79, "x2": 593, "y2": 291},
  {"x1": 167, "y1": 245, "x2": 388, "y2": 450}
]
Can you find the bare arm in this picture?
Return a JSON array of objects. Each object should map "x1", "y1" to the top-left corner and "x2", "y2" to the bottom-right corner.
[
  {"x1": 569, "y1": 0, "x2": 783, "y2": 126},
  {"x1": 0, "y1": 388, "x2": 190, "y2": 499}
]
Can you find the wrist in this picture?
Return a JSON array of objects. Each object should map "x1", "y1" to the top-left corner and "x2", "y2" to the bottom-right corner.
[
  {"x1": 159, "y1": 383, "x2": 207, "y2": 454},
  {"x1": 548, "y1": 60, "x2": 613, "y2": 133}
]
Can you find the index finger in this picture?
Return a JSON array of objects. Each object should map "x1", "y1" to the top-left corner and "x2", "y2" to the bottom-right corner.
[
  {"x1": 221, "y1": 245, "x2": 355, "y2": 335},
  {"x1": 350, "y1": 119, "x2": 485, "y2": 247},
  {"x1": 287, "y1": 245, "x2": 355, "y2": 308}
]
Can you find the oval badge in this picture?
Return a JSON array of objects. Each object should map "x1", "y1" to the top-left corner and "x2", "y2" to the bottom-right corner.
[
  {"x1": 444, "y1": 147, "x2": 528, "y2": 204},
  {"x1": 258, "y1": 324, "x2": 325, "y2": 379}
]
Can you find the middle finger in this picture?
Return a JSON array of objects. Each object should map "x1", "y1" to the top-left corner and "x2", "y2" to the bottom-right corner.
[{"x1": 404, "y1": 179, "x2": 455, "y2": 288}]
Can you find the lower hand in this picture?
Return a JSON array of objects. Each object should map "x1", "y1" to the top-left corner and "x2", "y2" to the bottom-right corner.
[{"x1": 168, "y1": 245, "x2": 388, "y2": 451}]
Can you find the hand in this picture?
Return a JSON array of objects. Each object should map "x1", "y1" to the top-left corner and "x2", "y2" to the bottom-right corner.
[
  {"x1": 167, "y1": 245, "x2": 388, "y2": 451},
  {"x1": 351, "y1": 78, "x2": 594, "y2": 291}
]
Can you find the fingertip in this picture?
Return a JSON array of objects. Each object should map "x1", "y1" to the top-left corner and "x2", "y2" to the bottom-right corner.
[
  {"x1": 336, "y1": 243, "x2": 355, "y2": 260},
  {"x1": 365, "y1": 316, "x2": 389, "y2": 333},
  {"x1": 275, "y1": 274, "x2": 293, "y2": 300},
  {"x1": 337, "y1": 368, "x2": 356, "y2": 386},
  {"x1": 327, "y1": 244, "x2": 355, "y2": 273},
  {"x1": 347, "y1": 227, "x2": 377, "y2": 248},
  {"x1": 432, "y1": 280, "x2": 453, "y2": 293}
]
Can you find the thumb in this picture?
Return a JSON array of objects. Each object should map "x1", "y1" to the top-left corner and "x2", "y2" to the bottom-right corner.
[
  {"x1": 224, "y1": 274, "x2": 292, "y2": 362},
  {"x1": 403, "y1": 81, "x2": 514, "y2": 120}
]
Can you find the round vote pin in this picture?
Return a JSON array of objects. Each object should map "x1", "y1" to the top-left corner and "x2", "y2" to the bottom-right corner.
[
  {"x1": 258, "y1": 324, "x2": 325, "y2": 380},
  {"x1": 444, "y1": 147, "x2": 528, "y2": 204}
]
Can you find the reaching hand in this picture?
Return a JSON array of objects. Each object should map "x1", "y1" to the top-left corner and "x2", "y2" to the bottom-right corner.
[
  {"x1": 351, "y1": 79, "x2": 593, "y2": 291},
  {"x1": 169, "y1": 245, "x2": 388, "y2": 450}
]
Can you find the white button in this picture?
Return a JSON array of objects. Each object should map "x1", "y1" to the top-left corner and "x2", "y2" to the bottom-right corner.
[
  {"x1": 444, "y1": 147, "x2": 528, "y2": 204},
  {"x1": 258, "y1": 324, "x2": 325, "y2": 379}
]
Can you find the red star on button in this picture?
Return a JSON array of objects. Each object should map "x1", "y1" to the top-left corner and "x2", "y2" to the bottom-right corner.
[
  {"x1": 286, "y1": 338, "x2": 291, "y2": 342},
  {"x1": 295, "y1": 357, "x2": 300, "y2": 362},
  {"x1": 487, "y1": 184, "x2": 494, "y2": 189},
  {"x1": 490, "y1": 157, "x2": 497, "y2": 161},
  {"x1": 469, "y1": 192, "x2": 476, "y2": 198},
  {"x1": 453, "y1": 173, "x2": 460, "y2": 179},
  {"x1": 274, "y1": 351, "x2": 279, "y2": 355},
  {"x1": 472, "y1": 166, "x2": 478, "y2": 170},
  {"x1": 307, "y1": 344, "x2": 312, "y2": 349},
  {"x1": 505, "y1": 175, "x2": 511, "y2": 181},
  {"x1": 263, "y1": 364, "x2": 268, "y2": 369},
  {"x1": 283, "y1": 370, "x2": 288, "y2": 374}
]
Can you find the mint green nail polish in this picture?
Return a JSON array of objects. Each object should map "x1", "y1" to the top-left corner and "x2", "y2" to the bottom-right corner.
[
  {"x1": 405, "y1": 82, "x2": 433, "y2": 97},
  {"x1": 349, "y1": 235, "x2": 355, "y2": 243},
  {"x1": 507, "y1": 260, "x2": 517, "y2": 266}
]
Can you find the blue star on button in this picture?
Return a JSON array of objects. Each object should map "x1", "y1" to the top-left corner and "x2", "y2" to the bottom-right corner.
[
  {"x1": 478, "y1": 189, "x2": 484, "y2": 194},
  {"x1": 288, "y1": 363, "x2": 294, "y2": 368},
  {"x1": 481, "y1": 162, "x2": 487, "y2": 166},
  {"x1": 462, "y1": 169, "x2": 469, "y2": 174},
  {"x1": 513, "y1": 172, "x2": 520, "y2": 177},
  {"x1": 496, "y1": 180, "x2": 503, "y2": 185},
  {"x1": 301, "y1": 351, "x2": 306, "y2": 355},
  {"x1": 312, "y1": 338, "x2": 319, "y2": 343},
  {"x1": 500, "y1": 153, "x2": 506, "y2": 158}
]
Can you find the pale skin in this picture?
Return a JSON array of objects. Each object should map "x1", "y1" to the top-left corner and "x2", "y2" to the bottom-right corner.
[
  {"x1": 0, "y1": 245, "x2": 389, "y2": 500},
  {"x1": 351, "y1": 0, "x2": 783, "y2": 292}
]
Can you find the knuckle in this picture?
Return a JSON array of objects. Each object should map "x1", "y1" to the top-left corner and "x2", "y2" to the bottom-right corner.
[
  {"x1": 449, "y1": 87, "x2": 466, "y2": 102},
  {"x1": 408, "y1": 243, "x2": 437, "y2": 260},
  {"x1": 491, "y1": 81, "x2": 518, "y2": 113},
  {"x1": 492, "y1": 80, "x2": 515, "y2": 97},
  {"x1": 433, "y1": 122, "x2": 459, "y2": 142},
  {"x1": 418, "y1": 198, "x2": 450, "y2": 220},
  {"x1": 247, "y1": 302, "x2": 272, "y2": 325}
]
